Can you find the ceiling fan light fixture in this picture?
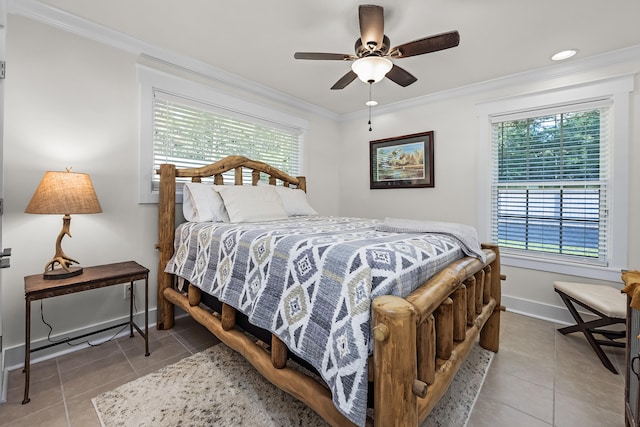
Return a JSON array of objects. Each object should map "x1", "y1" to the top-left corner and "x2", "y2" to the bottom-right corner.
[
  {"x1": 351, "y1": 56, "x2": 393, "y2": 84},
  {"x1": 365, "y1": 100, "x2": 378, "y2": 106}
]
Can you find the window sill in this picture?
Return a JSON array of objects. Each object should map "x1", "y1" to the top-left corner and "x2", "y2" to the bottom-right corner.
[{"x1": 501, "y1": 252, "x2": 623, "y2": 283}]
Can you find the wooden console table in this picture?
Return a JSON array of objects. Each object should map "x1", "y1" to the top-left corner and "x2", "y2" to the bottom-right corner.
[{"x1": 22, "y1": 261, "x2": 150, "y2": 404}]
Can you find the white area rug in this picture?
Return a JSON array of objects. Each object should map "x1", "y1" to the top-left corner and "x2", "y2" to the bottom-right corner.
[{"x1": 92, "y1": 343, "x2": 493, "y2": 427}]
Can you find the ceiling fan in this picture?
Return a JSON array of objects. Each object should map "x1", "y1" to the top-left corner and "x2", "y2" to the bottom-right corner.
[{"x1": 294, "y1": 4, "x2": 460, "y2": 90}]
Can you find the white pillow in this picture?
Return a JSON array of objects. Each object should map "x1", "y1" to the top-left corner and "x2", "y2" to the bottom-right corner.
[
  {"x1": 182, "y1": 183, "x2": 230, "y2": 222},
  {"x1": 272, "y1": 186, "x2": 318, "y2": 216},
  {"x1": 257, "y1": 182, "x2": 318, "y2": 216},
  {"x1": 217, "y1": 185, "x2": 288, "y2": 223}
]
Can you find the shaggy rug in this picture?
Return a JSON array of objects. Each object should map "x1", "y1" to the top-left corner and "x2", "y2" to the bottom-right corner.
[{"x1": 92, "y1": 343, "x2": 493, "y2": 427}]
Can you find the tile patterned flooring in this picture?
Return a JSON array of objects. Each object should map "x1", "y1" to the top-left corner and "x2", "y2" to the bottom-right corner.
[{"x1": 0, "y1": 311, "x2": 625, "y2": 426}]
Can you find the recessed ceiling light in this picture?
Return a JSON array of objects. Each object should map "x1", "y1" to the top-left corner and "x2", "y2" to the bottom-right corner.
[
  {"x1": 365, "y1": 100, "x2": 378, "y2": 106},
  {"x1": 551, "y1": 49, "x2": 577, "y2": 61}
]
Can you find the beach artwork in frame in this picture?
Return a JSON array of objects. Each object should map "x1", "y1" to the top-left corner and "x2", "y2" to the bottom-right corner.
[{"x1": 370, "y1": 131, "x2": 434, "y2": 189}]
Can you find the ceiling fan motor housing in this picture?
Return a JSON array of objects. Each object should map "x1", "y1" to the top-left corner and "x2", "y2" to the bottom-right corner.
[{"x1": 355, "y1": 35, "x2": 391, "y2": 57}]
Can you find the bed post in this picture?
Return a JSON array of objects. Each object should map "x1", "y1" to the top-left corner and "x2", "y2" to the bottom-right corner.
[
  {"x1": 157, "y1": 163, "x2": 176, "y2": 330},
  {"x1": 296, "y1": 176, "x2": 306, "y2": 192},
  {"x1": 372, "y1": 295, "x2": 419, "y2": 426},
  {"x1": 479, "y1": 244, "x2": 501, "y2": 352}
]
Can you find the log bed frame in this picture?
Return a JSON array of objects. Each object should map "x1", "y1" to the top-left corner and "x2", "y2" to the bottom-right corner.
[{"x1": 156, "y1": 155, "x2": 503, "y2": 427}]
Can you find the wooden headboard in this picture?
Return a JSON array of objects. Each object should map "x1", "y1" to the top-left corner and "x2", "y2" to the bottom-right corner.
[{"x1": 155, "y1": 155, "x2": 306, "y2": 329}]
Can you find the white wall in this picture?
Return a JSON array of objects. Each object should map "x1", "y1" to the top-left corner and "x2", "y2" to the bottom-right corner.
[
  {"x1": 338, "y1": 59, "x2": 640, "y2": 322},
  {"x1": 338, "y1": 96, "x2": 482, "y2": 224},
  {"x1": 1, "y1": 15, "x2": 341, "y2": 365}
]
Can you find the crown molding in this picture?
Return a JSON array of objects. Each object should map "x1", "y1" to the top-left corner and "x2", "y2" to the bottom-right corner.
[
  {"x1": 8, "y1": 0, "x2": 639, "y2": 124},
  {"x1": 341, "y1": 44, "x2": 640, "y2": 122},
  {"x1": 7, "y1": 0, "x2": 340, "y2": 121}
]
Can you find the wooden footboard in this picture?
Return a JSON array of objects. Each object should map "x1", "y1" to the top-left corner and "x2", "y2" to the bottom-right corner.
[
  {"x1": 372, "y1": 244, "x2": 501, "y2": 426},
  {"x1": 155, "y1": 156, "x2": 502, "y2": 427}
]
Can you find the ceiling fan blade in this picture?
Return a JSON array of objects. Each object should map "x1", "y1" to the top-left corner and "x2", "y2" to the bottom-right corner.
[
  {"x1": 359, "y1": 4, "x2": 384, "y2": 51},
  {"x1": 331, "y1": 70, "x2": 358, "y2": 90},
  {"x1": 391, "y1": 30, "x2": 460, "y2": 58},
  {"x1": 294, "y1": 52, "x2": 354, "y2": 61},
  {"x1": 385, "y1": 64, "x2": 417, "y2": 87}
]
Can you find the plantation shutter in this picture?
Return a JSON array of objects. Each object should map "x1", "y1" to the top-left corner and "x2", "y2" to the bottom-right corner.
[
  {"x1": 152, "y1": 90, "x2": 302, "y2": 190},
  {"x1": 489, "y1": 99, "x2": 611, "y2": 265}
]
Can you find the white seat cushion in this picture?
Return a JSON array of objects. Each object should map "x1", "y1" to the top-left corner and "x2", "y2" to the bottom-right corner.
[{"x1": 554, "y1": 281, "x2": 626, "y2": 319}]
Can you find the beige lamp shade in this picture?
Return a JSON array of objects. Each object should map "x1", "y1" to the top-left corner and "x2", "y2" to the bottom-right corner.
[
  {"x1": 25, "y1": 171, "x2": 102, "y2": 215},
  {"x1": 25, "y1": 170, "x2": 102, "y2": 279}
]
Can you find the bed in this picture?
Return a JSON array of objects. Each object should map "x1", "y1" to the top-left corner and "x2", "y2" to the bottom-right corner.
[{"x1": 156, "y1": 155, "x2": 503, "y2": 427}]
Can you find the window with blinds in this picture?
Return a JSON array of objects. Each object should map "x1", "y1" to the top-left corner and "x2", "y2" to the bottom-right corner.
[
  {"x1": 152, "y1": 90, "x2": 302, "y2": 190},
  {"x1": 491, "y1": 103, "x2": 610, "y2": 265}
]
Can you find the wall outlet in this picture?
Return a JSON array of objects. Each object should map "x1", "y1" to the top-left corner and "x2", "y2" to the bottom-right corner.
[{"x1": 123, "y1": 284, "x2": 132, "y2": 299}]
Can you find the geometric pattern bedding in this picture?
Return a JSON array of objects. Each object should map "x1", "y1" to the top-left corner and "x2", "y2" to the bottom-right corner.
[{"x1": 165, "y1": 216, "x2": 465, "y2": 426}]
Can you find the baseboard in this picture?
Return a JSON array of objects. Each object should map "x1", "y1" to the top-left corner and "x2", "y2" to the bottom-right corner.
[
  {"x1": 3, "y1": 308, "x2": 157, "y2": 372},
  {"x1": 0, "y1": 335, "x2": 5, "y2": 403},
  {"x1": 0, "y1": 366, "x2": 7, "y2": 403},
  {"x1": 502, "y1": 294, "x2": 591, "y2": 325}
]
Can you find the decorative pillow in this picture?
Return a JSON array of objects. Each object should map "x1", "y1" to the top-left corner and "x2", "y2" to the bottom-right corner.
[
  {"x1": 257, "y1": 182, "x2": 318, "y2": 216},
  {"x1": 217, "y1": 185, "x2": 288, "y2": 223},
  {"x1": 182, "y1": 183, "x2": 230, "y2": 222},
  {"x1": 272, "y1": 186, "x2": 318, "y2": 216}
]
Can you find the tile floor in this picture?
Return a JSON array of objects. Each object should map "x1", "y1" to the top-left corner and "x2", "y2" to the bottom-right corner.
[
  {"x1": 0, "y1": 311, "x2": 625, "y2": 426},
  {"x1": 467, "y1": 311, "x2": 624, "y2": 427}
]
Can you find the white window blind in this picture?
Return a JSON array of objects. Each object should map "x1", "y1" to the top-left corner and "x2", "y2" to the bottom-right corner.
[
  {"x1": 152, "y1": 90, "x2": 302, "y2": 190},
  {"x1": 490, "y1": 101, "x2": 610, "y2": 265}
]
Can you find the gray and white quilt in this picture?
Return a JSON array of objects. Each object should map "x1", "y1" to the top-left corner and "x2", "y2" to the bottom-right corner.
[{"x1": 165, "y1": 216, "x2": 481, "y2": 426}]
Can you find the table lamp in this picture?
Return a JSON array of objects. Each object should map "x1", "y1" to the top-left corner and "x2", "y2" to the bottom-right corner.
[{"x1": 25, "y1": 169, "x2": 102, "y2": 279}]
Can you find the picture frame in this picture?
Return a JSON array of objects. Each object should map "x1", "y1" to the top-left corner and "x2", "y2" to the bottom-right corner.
[{"x1": 370, "y1": 131, "x2": 434, "y2": 189}]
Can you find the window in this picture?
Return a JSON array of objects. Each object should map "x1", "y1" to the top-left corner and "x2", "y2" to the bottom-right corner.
[
  {"x1": 138, "y1": 66, "x2": 308, "y2": 203},
  {"x1": 477, "y1": 76, "x2": 633, "y2": 281},
  {"x1": 492, "y1": 104, "x2": 608, "y2": 264},
  {"x1": 153, "y1": 92, "x2": 302, "y2": 190}
]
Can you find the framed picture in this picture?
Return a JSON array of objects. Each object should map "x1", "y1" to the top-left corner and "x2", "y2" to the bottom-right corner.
[{"x1": 370, "y1": 131, "x2": 434, "y2": 189}]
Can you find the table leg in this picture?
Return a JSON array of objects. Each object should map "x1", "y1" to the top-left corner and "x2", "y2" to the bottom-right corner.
[
  {"x1": 145, "y1": 275, "x2": 149, "y2": 357},
  {"x1": 22, "y1": 298, "x2": 31, "y2": 404},
  {"x1": 129, "y1": 281, "x2": 134, "y2": 338}
]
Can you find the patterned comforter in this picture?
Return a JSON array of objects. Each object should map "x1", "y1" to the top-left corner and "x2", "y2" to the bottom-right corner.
[{"x1": 165, "y1": 216, "x2": 470, "y2": 426}]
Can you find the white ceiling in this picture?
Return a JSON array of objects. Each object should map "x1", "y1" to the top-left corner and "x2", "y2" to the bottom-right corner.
[{"x1": 29, "y1": 0, "x2": 640, "y2": 115}]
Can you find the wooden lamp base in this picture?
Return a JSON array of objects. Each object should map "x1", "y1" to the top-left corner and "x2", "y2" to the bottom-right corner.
[{"x1": 42, "y1": 214, "x2": 83, "y2": 280}]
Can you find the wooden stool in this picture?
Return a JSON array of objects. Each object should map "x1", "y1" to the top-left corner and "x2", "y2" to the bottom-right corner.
[{"x1": 554, "y1": 281, "x2": 626, "y2": 374}]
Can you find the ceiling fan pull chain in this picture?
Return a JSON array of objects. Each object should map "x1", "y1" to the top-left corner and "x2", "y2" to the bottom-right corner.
[{"x1": 368, "y1": 83, "x2": 373, "y2": 132}]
